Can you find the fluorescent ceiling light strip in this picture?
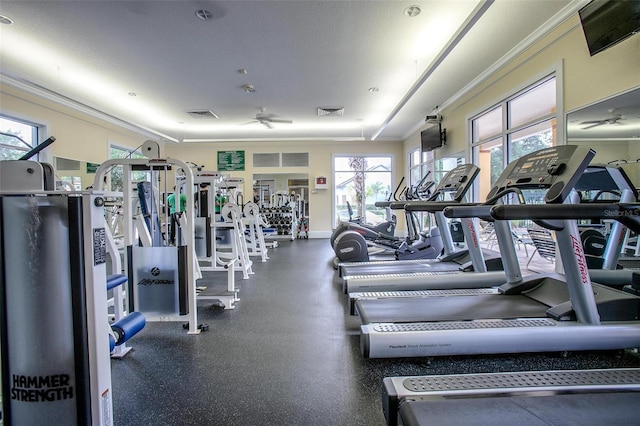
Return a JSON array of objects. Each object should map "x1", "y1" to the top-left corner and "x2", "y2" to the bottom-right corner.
[
  {"x1": 371, "y1": 0, "x2": 494, "y2": 141},
  {"x1": 0, "y1": 72, "x2": 179, "y2": 143},
  {"x1": 183, "y1": 137, "x2": 366, "y2": 143}
]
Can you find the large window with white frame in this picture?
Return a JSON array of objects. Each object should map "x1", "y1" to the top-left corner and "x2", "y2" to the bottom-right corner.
[
  {"x1": 408, "y1": 148, "x2": 440, "y2": 231},
  {"x1": 333, "y1": 155, "x2": 393, "y2": 227},
  {"x1": 471, "y1": 75, "x2": 558, "y2": 204},
  {"x1": 0, "y1": 115, "x2": 40, "y2": 160},
  {"x1": 409, "y1": 149, "x2": 434, "y2": 189}
]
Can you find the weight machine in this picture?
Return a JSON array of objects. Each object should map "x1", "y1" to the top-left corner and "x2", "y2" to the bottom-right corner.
[
  {"x1": 0, "y1": 144, "x2": 143, "y2": 425},
  {"x1": 92, "y1": 155, "x2": 202, "y2": 334}
]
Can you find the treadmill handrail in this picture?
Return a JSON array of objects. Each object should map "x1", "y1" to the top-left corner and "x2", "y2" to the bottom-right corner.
[
  {"x1": 442, "y1": 204, "x2": 493, "y2": 221},
  {"x1": 490, "y1": 203, "x2": 640, "y2": 233},
  {"x1": 405, "y1": 201, "x2": 480, "y2": 213},
  {"x1": 389, "y1": 201, "x2": 409, "y2": 210},
  {"x1": 391, "y1": 176, "x2": 406, "y2": 202}
]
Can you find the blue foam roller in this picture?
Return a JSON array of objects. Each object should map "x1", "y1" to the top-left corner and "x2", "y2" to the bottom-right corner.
[
  {"x1": 109, "y1": 334, "x2": 116, "y2": 352},
  {"x1": 107, "y1": 274, "x2": 128, "y2": 291},
  {"x1": 111, "y1": 312, "x2": 146, "y2": 345}
]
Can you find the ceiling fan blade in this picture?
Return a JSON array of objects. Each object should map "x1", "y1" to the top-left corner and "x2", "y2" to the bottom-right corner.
[
  {"x1": 267, "y1": 118, "x2": 293, "y2": 124},
  {"x1": 582, "y1": 122, "x2": 605, "y2": 129},
  {"x1": 240, "y1": 120, "x2": 259, "y2": 126},
  {"x1": 262, "y1": 121, "x2": 273, "y2": 129},
  {"x1": 580, "y1": 120, "x2": 605, "y2": 125}
]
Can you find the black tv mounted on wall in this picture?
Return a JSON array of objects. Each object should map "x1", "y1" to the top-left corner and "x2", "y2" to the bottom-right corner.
[
  {"x1": 421, "y1": 123, "x2": 446, "y2": 152},
  {"x1": 579, "y1": 0, "x2": 640, "y2": 56}
]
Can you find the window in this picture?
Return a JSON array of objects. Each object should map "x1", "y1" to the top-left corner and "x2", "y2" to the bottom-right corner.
[
  {"x1": 409, "y1": 149, "x2": 434, "y2": 189},
  {"x1": 0, "y1": 116, "x2": 39, "y2": 160},
  {"x1": 108, "y1": 145, "x2": 147, "y2": 191},
  {"x1": 333, "y1": 155, "x2": 392, "y2": 227},
  {"x1": 471, "y1": 75, "x2": 558, "y2": 203},
  {"x1": 408, "y1": 149, "x2": 436, "y2": 230}
]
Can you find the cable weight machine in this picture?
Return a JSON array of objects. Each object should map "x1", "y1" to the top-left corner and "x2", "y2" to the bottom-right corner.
[
  {"x1": 0, "y1": 153, "x2": 114, "y2": 424},
  {"x1": 92, "y1": 155, "x2": 201, "y2": 334}
]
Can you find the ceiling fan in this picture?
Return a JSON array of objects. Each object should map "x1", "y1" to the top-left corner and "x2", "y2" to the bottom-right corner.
[
  {"x1": 242, "y1": 108, "x2": 293, "y2": 129},
  {"x1": 580, "y1": 109, "x2": 625, "y2": 129}
]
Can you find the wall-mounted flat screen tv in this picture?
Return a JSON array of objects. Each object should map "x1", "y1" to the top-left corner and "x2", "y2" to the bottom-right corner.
[
  {"x1": 421, "y1": 123, "x2": 445, "y2": 152},
  {"x1": 579, "y1": 0, "x2": 640, "y2": 56}
]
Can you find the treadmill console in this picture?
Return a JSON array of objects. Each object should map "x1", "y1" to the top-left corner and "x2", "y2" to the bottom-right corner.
[
  {"x1": 574, "y1": 164, "x2": 638, "y2": 198},
  {"x1": 486, "y1": 145, "x2": 595, "y2": 204},
  {"x1": 431, "y1": 164, "x2": 480, "y2": 202}
]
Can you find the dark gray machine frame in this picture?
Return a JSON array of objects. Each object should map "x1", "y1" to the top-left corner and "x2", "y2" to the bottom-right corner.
[{"x1": 358, "y1": 145, "x2": 640, "y2": 359}]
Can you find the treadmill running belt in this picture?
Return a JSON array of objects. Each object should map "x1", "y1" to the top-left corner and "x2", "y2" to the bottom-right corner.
[
  {"x1": 356, "y1": 295, "x2": 548, "y2": 324},
  {"x1": 342, "y1": 261, "x2": 463, "y2": 277},
  {"x1": 398, "y1": 392, "x2": 640, "y2": 426}
]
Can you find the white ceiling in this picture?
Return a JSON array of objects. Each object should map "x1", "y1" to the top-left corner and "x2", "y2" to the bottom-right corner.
[
  {"x1": 0, "y1": 0, "x2": 586, "y2": 144},
  {"x1": 567, "y1": 87, "x2": 640, "y2": 141}
]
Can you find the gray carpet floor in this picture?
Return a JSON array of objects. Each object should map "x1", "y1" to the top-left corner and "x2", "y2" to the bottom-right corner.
[{"x1": 111, "y1": 238, "x2": 640, "y2": 425}]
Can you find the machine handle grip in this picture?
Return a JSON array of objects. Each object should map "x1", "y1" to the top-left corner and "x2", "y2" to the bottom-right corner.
[
  {"x1": 18, "y1": 136, "x2": 56, "y2": 160},
  {"x1": 405, "y1": 201, "x2": 478, "y2": 213},
  {"x1": 442, "y1": 204, "x2": 493, "y2": 220},
  {"x1": 389, "y1": 201, "x2": 407, "y2": 210}
]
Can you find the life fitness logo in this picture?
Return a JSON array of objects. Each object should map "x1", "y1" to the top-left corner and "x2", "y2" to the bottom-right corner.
[
  {"x1": 138, "y1": 267, "x2": 174, "y2": 286},
  {"x1": 465, "y1": 219, "x2": 478, "y2": 248},
  {"x1": 570, "y1": 234, "x2": 589, "y2": 285}
]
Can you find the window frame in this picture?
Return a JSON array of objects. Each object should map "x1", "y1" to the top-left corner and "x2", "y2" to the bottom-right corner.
[
  {"x1": 0, "y1": 114, "x2": 42, "y2": 161},
  {"x1": 332, "y1": 153, "x2": 395, "y2": 227},
  {"x1": 468, "y1": 63, "x2": 564, "y2": 202}
]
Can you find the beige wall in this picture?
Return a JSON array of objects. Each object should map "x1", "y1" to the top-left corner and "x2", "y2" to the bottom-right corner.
[
  {"x1": 1, "y1": 81, "x2": 405, "y2": 235},
  {"x1": 1, "y1": 84, "x2": 147, "y2": 165},
  {"x1": 405, "y1": 15, "x2": 640, "y2": 170},
  {"x1": 163, "y1": 140, "x2": 405, "y2": 237}
]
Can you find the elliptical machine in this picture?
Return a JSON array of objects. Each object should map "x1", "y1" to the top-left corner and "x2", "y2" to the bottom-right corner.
[
  {"x1": 330, "y1": 177, "x2": 406, "y2": 248},
  {"x1": 332, "y1": 173, "x2": 442, "y2": 263}
]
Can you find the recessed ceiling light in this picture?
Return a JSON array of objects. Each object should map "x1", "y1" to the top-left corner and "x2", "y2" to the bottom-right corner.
[
  {"x1": 0, "y1": 15, "x2": 14, "y2": 25},
  {"x1": 403, "y1": 6, "x2": 421, "y2": 17},
  {"x1": 237, "y1": 69, "x2": 248, "y2": 75},
  {"x1": 195, "y1": 9, "x2": 214, "y2": 21},
  {"x1": 128, "y1": 92, "x2": 138, "y2": 97},
  {"x1": 243, "y1": 84, "x2": 256, "y2": 94},
  {"x1": 368, "y1": 87, "x2": 380, "y2": 92}
]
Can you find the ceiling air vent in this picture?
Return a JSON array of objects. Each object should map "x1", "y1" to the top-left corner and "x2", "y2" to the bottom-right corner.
[
  {"x1": 186, "y1": 110, "x2": 219, "y2": 119},
  {"x1": 317, "y1": 107, "x2": 344, "y2": 117}
]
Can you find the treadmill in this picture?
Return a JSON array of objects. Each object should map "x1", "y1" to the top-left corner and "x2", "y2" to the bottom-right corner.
[
  {"x1": 346, "y1": 163, "x2": 639, "y2": 310},
  {"x1": 357, "y1": 145, "x2": 640, "y2": 359},
  {"x1": 383, "y1": 367, "x2": 640, "y2": 426},
  {"x1": 381, "y1": 200, "x2": 640, "y2": 426},
  {"x1": 340, "y1": 165, "x2": 504, "y2": 288}
]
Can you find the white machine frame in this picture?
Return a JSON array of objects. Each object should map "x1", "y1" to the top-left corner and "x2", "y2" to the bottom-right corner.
[{"x1": 92, "y1": 158, "x2": 200, "y2": 334}]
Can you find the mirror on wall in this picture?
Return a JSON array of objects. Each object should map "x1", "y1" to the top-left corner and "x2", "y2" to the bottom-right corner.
[
  {"x1": 253, "y1": 173, "x2": 309, "y2": 213},
  {"x1": 566, "y1": 87, "x2": 640, "y2": 187},
  {"x1": 53, "y1": 156, "x2": 99, "y2": 190}
]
